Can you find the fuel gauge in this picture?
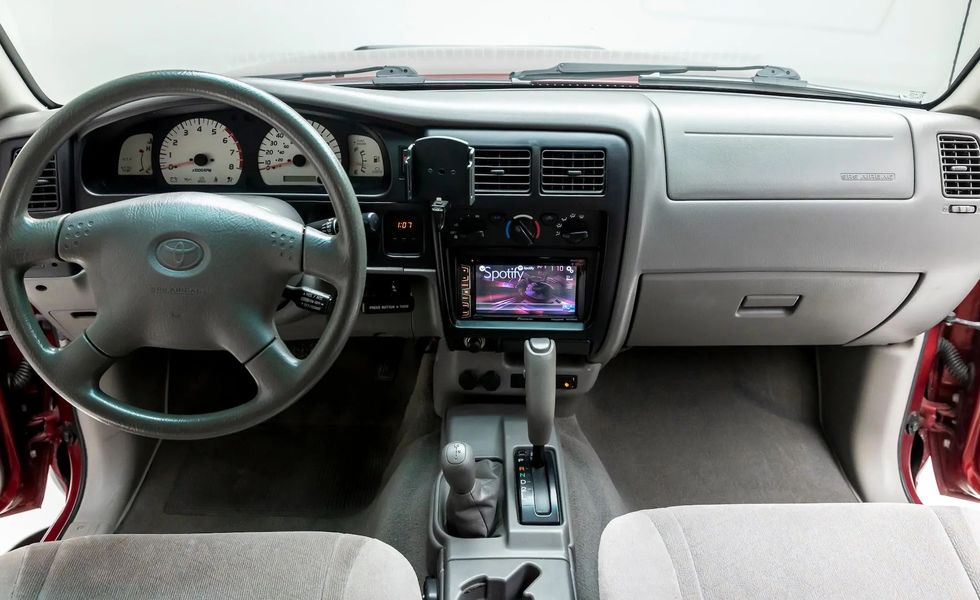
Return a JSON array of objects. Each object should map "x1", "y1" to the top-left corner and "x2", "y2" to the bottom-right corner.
[
  {"x1": 117, "y1": 133, "x2": 153, "y2": 175},
  {"x1": 348, "y1": 134, "x2": 385, "y2": 177}
]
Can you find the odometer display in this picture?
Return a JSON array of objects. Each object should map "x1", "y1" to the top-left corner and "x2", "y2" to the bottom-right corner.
[{"x1": 159, "y1": 118, "x2": 243, "y2": 186}]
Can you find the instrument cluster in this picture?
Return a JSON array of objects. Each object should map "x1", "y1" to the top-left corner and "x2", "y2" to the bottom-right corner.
[{"x1": 80, "y1": 108, "x2": 393, "y2": 196}]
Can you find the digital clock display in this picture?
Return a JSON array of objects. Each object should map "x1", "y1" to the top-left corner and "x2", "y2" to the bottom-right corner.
[{"x1": 384, "y1": 211, "x2": 423, "y2": 256}]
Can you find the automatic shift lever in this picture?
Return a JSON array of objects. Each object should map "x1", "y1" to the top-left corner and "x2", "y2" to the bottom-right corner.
[{"x1": 524, "y1": 338, "x2": 556, "y2": 467}]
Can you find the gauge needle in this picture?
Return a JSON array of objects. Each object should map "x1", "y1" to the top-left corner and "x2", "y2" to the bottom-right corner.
[
  {"x1": 163, "y1": 160, "x2": 195, "y2": 169},
  {"x1": 261, "y1": 159, "x2": 293, "y2": 171}
]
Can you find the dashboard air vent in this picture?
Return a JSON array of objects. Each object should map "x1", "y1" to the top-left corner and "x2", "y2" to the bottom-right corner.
[
  {"x1": 939, "y1": 133, "x2": 980, "y2": 197},
  {"x1": 541, "y1": 149, "x2": 605, "y2": 194},
  {"x1": 12, "y1": 147, "x2": 61, "y2": 214},
  {"x1": 474, "y1": 148, "x2": 531, "y2": 194}
]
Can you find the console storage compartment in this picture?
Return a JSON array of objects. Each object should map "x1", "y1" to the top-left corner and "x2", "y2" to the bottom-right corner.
[
  {"x1": 627, "y1": 271, "x2": 918, "y2": 346},
  {"x1": 446, "y1": 559, "x2": 574, "y2": 600}
]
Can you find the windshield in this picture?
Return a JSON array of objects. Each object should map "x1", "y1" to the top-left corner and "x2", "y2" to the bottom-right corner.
[{"x1": 2, "y1": 0, "x2": 978, "y2": 104}]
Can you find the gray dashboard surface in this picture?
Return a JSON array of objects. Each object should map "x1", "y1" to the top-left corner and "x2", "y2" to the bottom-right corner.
[{"x1": 3, "y1": 83, "x2": 980, "y2": 359}]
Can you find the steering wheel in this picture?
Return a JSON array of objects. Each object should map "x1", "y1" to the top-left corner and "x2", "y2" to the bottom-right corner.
[{"x1": 0, "y1": 71, "x2": 367, "y2": 439}]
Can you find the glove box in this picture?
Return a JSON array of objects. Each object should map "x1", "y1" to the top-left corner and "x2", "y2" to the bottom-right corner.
[{"x1": 627, "y1": 271, "x2": 918, "y2": 346}]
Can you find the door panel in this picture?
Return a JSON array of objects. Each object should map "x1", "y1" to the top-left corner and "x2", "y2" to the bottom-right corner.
[
  {"x1": 911, "y1": 282, "x2": 980, "y2": 501},
  {"x1": 0, "y1": 321, "x2": 67, "y2": 518}
]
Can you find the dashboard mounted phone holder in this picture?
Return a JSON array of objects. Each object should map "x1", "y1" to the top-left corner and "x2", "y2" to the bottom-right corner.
[{"x1": 407, "y1": 135, "x2": 475, "y2": 211}]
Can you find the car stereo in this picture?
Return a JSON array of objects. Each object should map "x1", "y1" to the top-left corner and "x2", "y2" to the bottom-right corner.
[{"x1": 458, "y1": 259, "x2": 587, "y2": 322}]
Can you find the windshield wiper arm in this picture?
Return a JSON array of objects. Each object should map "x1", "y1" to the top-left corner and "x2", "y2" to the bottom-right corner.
[
  {"x1": 263, "y1": 65, "x2": 423, "y2": 84},
  {"x1": 511, "y1": 62, "x2": 802, "y2": 83}
]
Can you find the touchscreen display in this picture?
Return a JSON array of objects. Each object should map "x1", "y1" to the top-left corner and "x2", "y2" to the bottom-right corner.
[{"x1": 473, "y1": 263, "x2": 578, "y2": 317}]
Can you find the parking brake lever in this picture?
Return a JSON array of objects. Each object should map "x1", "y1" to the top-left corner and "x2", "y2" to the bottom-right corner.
[{"x1": 524, "y1": 338, "x2": 556, "y2": 468}]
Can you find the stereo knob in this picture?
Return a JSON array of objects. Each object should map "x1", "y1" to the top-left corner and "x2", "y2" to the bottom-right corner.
[
  {"x1": 508, "y1": 215, "x2": 540, "y2": 246},
  {"x1": 559, "y1": 216, "x2": 590, "y2": 245}
]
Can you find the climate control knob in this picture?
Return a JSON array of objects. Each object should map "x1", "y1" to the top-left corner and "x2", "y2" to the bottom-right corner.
[
  {"x1": 558, "y1": 215, "x2": 590, "y2": 245},
  {"x1": 507, "y1": 215, "x2": 541, "y2": 246}
]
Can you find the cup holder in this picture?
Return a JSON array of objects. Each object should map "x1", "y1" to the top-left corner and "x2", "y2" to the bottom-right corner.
[{"x1": 457, "y1": 563, "x2": 542, "y2": 600}]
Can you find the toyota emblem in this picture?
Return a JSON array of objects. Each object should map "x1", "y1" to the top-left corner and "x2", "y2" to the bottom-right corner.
[{"x1": 155, "y1": 238, "x2": 204, "y2": 271}]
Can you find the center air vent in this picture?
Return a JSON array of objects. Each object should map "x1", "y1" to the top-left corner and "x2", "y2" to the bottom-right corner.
[
  {"x1": 474, "y1": 148, "x2": 531, "y2": 194},
  {"x1": 939, "y1": 133, "x2": 980, "y2": 197},
  {"x1": 12, "y1": 147, "x2": 61, "y2": 214},
  {"x1": 541, "y1": 149, "x2": 605, "y2": 195}
]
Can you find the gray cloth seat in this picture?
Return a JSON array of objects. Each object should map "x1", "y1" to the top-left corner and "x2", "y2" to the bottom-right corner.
[
  {"x1": 0, "y1": 531, "x2": 419, "y2": 599},
  {"x1": 599, "y1": 503, "x2": 980, "y2": 600}
]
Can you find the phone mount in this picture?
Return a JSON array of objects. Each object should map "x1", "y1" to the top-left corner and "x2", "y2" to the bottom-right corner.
[{"x1": 407, "y1": 136, "x2": 475, "y2": 214}]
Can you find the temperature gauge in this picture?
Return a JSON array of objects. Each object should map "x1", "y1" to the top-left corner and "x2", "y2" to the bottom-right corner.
[
  {"x1": 348, "y1": 134, "x2": 385, "y2": 177},
  {"x1": 117, "y1": 133, "x2": 153, "y2": 175}
]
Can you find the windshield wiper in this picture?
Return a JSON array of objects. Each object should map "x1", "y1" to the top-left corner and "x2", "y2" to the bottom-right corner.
[
  {"x1": 511, "y1": 62, "x2": 803, "y2": 84},
  {"x1": 263, "y1": 65, "x2": 423, "y2": 84},
  {"x1": 508, "y1": 62, "x2": 915, "y2": 102}
]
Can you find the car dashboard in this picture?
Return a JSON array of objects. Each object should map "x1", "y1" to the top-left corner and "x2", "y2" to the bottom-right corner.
[{"x1": 2, "y1": 80, "x2": 980, "y2": 392}]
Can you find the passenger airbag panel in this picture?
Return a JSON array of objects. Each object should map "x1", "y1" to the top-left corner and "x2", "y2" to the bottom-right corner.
[{"x1": 659, "y1": 96, "x2": 914, "y2": 200}]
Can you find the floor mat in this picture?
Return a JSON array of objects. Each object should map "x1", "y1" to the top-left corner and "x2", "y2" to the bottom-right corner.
[
  {"x1": 118, "y1": 338, "x2": 440, "y2": 572},
  {"x1": 164, "y1": 424, "x2": 389, "y2": 518},
  {"x1": 572, "y1": 347, "x2": 858, "y2": 511}
]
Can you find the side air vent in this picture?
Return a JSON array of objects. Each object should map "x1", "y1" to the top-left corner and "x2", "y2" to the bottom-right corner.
[
  {"x1": 541, "y1": 149, "x2": 605, "y2": 195},
  {"x1": 12, "y1": 147, "x2": 61, "y2": 214},
  {"x1": 939, "y1": 133, "x2": 980, "y2": 197},
  {"x1": 473, "y1": 148, "x2": 531, "y2": 194}
]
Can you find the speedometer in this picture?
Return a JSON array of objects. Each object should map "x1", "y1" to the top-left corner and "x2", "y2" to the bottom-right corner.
[
  {"x1": 159, "y1": 118, "x2": 243, "y2": 185},
  {"x1": 258, "y1": 120, "x2": 341, "y2": 186}
]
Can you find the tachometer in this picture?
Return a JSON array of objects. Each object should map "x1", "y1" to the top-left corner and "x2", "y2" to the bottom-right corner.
[
  {"x1": 159, "y1": 118, "x2": 243, "y2": 185},
  {"x1": 258, "y1": 120, "x2": 341, "y2": 186}
]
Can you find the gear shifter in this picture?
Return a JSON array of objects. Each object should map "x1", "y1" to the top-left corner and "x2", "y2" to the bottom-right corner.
[
  {"x1": 524, "y1": 338, "x2": 556, "y2": 467},
  {"x1": 441, "y1": 442, "x2": 503, "y2": 537},
  {"x1": 516, "y1": 338, "x2": 561, "y2": 525}
]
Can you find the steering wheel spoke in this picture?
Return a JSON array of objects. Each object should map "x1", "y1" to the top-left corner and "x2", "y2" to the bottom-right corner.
[
  {"x1": 3, "y1": 214, "x2": 67, "y2": 270},
  {"x1": 42, "y1": 334, "x2": 116, "y2": 394},
  {"x1": 243, "y1": 338, "x2": 301, "y2": 398},
  {"x1": 303, "y1": 227, "x2": 352, "y2": 288}
]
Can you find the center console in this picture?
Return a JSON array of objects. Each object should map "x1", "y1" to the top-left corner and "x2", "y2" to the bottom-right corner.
[
  {"x1": 415, "y1": 130, "x2": 630, "y2": 357},
  {"x1": 427, "y1": 339, "x2": 576, "y2": 600},
  {"x1": 415, "y1": 131, "x2": 629, "y2": 599}
]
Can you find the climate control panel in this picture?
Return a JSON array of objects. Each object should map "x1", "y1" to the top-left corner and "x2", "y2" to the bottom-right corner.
[{"x1": 446, "y1": 210, "x2": 602, "y2": 249}]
